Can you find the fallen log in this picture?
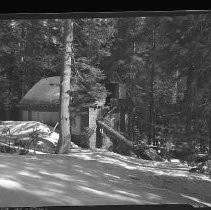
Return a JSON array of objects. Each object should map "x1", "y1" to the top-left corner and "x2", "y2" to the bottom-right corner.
[
  {"x1": 97, "y1": 120, "x2": 133, "y2": 147},
  {"x1": 97, "y1": 120, "x2": 163, "y2": 161}
]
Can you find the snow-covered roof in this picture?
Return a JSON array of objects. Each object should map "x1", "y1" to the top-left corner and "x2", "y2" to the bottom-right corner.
[
  {"x1": 19, "y1": 76, "x2": 106, "y2": 108},
  {"x1": 19, "y1": 76, "x2": 61, "y2": 106}
]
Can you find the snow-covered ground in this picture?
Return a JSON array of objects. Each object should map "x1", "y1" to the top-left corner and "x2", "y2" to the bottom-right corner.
[
  {"x1": 0, "y1": 121, "x2": 79, "y2": 151},
  {"x1": 0, "y1": 121, "x2": 211, "y2": 207},
  {"x1": 0, "y1": 150, "x2": 210, "y2": 207}
]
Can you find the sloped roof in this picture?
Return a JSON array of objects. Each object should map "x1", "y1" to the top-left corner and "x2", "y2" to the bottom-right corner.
[
  {"x1": 19, "y1": 76, "x2": 61, "y2": 106},
  {"x1": 19, "y1": 76, "x2": 106, "y2": 108}
]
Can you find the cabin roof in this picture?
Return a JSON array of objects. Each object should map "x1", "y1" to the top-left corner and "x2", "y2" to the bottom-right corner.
[
  {"x1": 19, "y1": 76, "x2": 61, "y2": 106},
  {"x1": 19, "y1": 76, "x2": 106, "y2": 109}
]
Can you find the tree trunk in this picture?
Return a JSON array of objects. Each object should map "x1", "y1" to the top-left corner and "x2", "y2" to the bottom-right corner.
[
  {"x1": 20, "y1": 26, "x2": 26, "y2": 98},
  {"x1": 148, "y1": 29, "x2": 156, "y2": 145},
  {"x1": 120, "y1": 106, "x2": 126, "y2": 132},
  {"x1": 208, "y1": 82, "x2": 211, "y2": 159},
  {"x1": 133, "y1": 41, "x2": 136, "y2": 54},
  {"x1": 185, "y1": 66, "x2": 194, "y2": 145},
  {"x1": 127, "y1": 109, "x2": 133, "y2": 139},
  {"x1": 172, "y1": 70, "x2": 179, "y2": 104},
  {"x1": 55, "y1": 19, "x2": 73, "y2": 154},
  {"x1": 21, "y1": 56, "x2": 25, "y2": 98},
  {"x1": 208, "y1": 115, "x2": 211, "y2": 158},
  {"x1": 131, "y1": 107, "x2": 136, "y2": 142}
]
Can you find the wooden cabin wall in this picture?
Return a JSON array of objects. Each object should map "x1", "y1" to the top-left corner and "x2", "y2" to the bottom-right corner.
[
  {"x1": 71, "y1": 115, "x2": 81, "y2": 135},
  {"x1": 118, "y1": 84, "x2": 127, "y2": 99},
  {"x1": 89, "y1": 108, "x2": 100, "y2": 129},
  {"x1": 22, "y1": 110, "x2": 28, "y2": 121},
  {"x1": 20, "y1": 110, "x2": 82, "y2": 135},
  {"x1": 89, "y1": 107, "x2": 101, "y2": 149},
  {"x1": 20, "y1": 107, "x2": 105, "y2": 138},
  {"x1": 31, "y1": 111, "x2": 59, "y2": 126}
]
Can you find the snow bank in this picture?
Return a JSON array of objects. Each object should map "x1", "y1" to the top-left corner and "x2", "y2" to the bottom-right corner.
[
  {"x1": 0, "y1": 121, "x2": 51, "y2": 136},
  {"x1": 0, "y1": 121, "x2": 79, "y2": 150}
]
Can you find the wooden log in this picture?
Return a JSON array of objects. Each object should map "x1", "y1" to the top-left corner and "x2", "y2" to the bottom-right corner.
[
  {"x1": 97, "y1": 120, "x2": 134, "y2": 148},
  {"x1": 97, "y1": 120, "x2": 163, "y2": 161}
]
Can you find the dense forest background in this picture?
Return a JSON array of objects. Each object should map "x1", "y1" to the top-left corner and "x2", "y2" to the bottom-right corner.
[{"x1": 0, "y1": 15, "x2": 210, "y2": 160}]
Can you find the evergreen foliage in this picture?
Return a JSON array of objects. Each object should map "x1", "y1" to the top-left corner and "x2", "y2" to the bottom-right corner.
[{"x1": 0, "y1": 15, "x2": 210, "y2": 160}]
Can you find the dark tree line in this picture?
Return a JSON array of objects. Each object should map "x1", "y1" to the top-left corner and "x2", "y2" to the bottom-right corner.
[
  {"x1": 103, "y1": 15, "x2": 211, "y2": 160},
  {"x1": 0, "y1": 15, "x2": 210, "y2": 157}
]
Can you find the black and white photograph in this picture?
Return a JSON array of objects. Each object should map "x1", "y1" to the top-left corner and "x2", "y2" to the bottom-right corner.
[{"x1": 0, "y1": 10, "x2": 210, "y2": 208}]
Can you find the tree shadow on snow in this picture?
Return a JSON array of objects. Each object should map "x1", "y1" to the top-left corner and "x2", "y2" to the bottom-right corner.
[{"x1": 0, "y1": 153, "x2": 210, "y2": 207}]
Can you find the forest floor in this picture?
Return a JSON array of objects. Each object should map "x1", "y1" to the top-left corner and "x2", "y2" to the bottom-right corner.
[{"x1": 0, "y1": 150, "x2": 211, "y2": 207}]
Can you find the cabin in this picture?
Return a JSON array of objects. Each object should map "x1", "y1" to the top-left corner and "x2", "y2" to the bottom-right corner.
[{"x1": 17, "y1": 76, "x2": 106, "y2": 148}]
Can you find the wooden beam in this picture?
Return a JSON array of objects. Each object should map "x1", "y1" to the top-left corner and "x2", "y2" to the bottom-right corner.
[
  {"x1": 97, "y1": 120, "x2": 163, "y2": 161},
  {"x1": 97, "y1": 120, "x2": 133, "y2": 148}
]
